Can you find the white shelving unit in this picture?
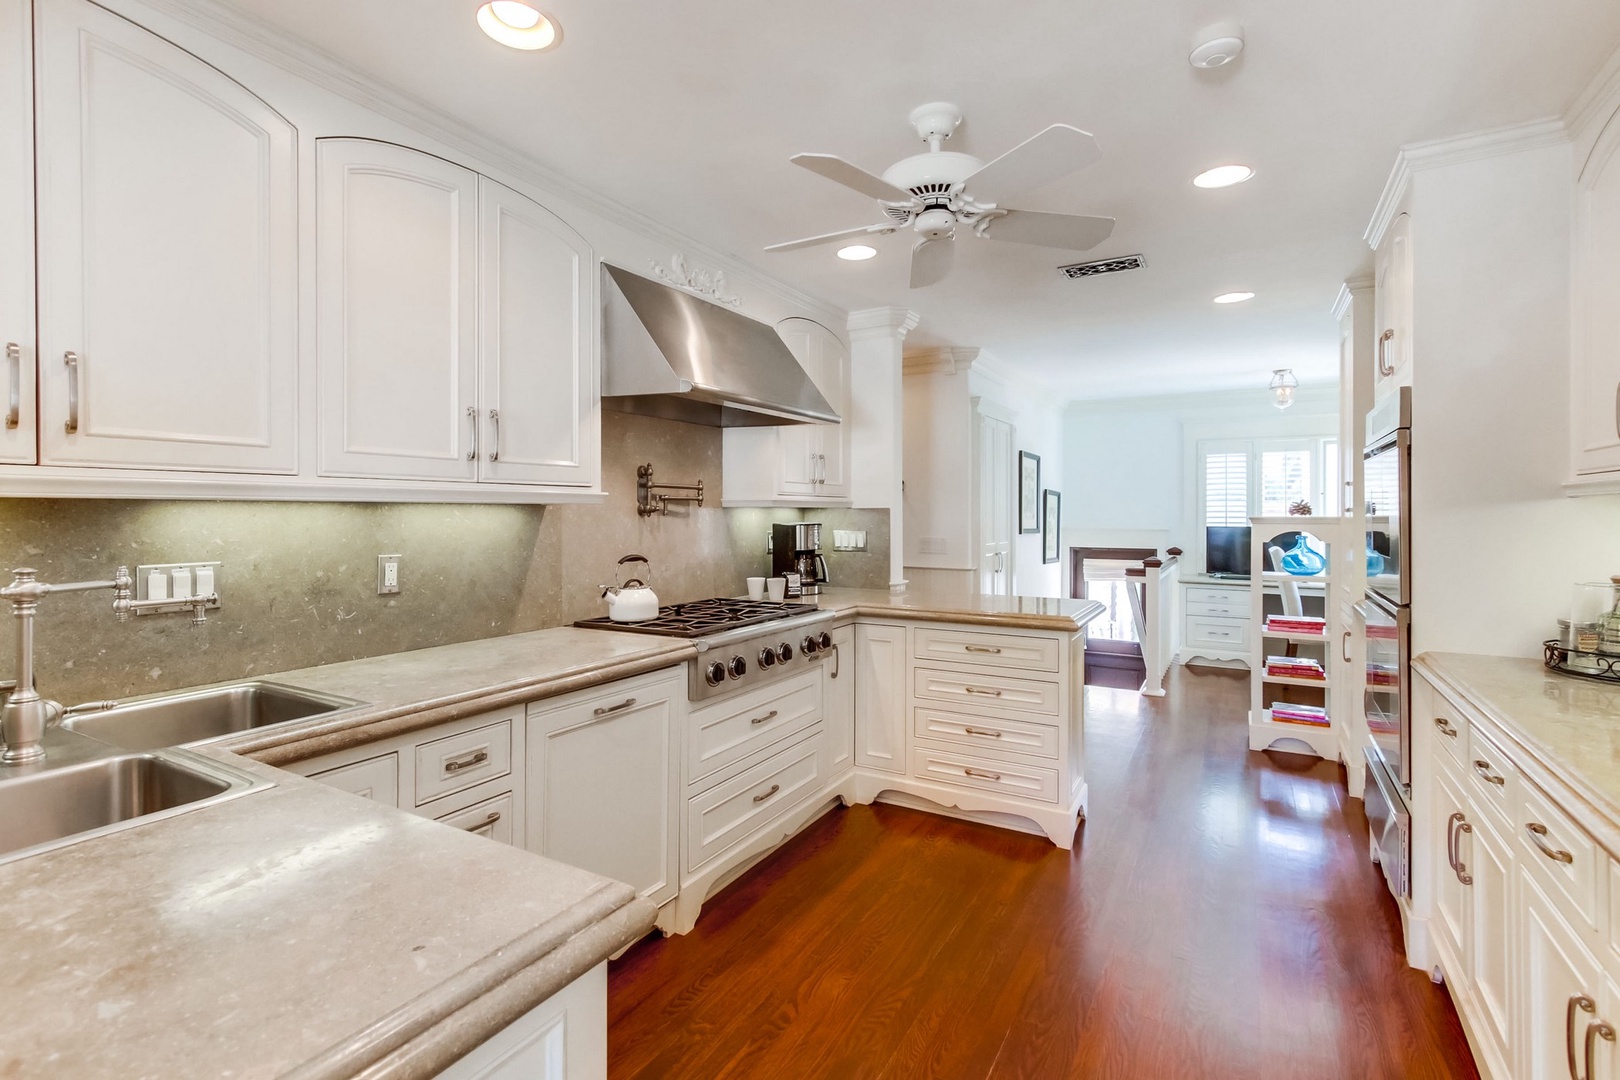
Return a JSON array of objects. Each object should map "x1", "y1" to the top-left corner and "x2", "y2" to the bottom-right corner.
[{"x1": 1248, "y1": 516, "x2": 1343, "y2": 760}]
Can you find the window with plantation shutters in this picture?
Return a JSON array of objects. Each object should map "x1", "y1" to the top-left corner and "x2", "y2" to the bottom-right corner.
[
  {"x1": 1203, "y1": 452, "x2": 1248, "y2": 527},
  {"x1": 1259, "y1": 448, "x2": 1310, "y2": 515}
]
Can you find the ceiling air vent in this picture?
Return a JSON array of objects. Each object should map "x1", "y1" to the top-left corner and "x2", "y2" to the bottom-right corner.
[{"x1": 1058, "y1": 254, "x2": 1146, "y2": 279}]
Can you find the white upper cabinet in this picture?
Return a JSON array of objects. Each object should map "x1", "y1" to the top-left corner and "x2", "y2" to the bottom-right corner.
[
  {"x1": 0, "y1": 0, "x2": 33, "y2": 465},
  {"x1": 317, "y1": 139, "x2": 480, "y2": 482},
  {"x1": 1571, "y1": 104, "x2": 1620, "y2": 484},
  {"x1": 33, "y1": 0, "x2": 298, "y2": 472},
  {"x1": 1372, "y1": 211, "x2": 1413, "y2": 403},
  {"x1": 724, "y1": 318, "x2": 850, "y2": 506},
  {"x1": 477, "y1": 177, "x2": 598, "y2": 487}
]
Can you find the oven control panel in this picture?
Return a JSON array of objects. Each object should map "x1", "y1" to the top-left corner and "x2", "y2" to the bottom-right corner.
[{"x1": 690, "y1": 626, "x2": 834, "y2": 701}]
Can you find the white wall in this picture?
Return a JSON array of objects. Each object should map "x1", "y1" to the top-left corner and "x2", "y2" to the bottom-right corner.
[
  {"x1": 1409, "y1": 139, "x2": 1620, "y2": 656},
  {"x1": 970, "y1": 356, "x2": 1067, "y2": 597}
]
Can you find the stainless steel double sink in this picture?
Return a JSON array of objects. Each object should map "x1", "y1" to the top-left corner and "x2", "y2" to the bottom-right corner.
[{"x1": 0, "y1": 680, "x2": 361, "y2": 865}]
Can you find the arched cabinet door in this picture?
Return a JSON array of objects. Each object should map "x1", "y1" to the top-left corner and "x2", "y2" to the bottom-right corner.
[
  {"x1": 1573, "y1": 107, "x2": 1620, "y2": 479},
  {"x1": 34, "y1": 0, "x2": 297, "y2": 472},
  {"x1": 316, "y1": 138, "x2": 480, "y2": 482}
]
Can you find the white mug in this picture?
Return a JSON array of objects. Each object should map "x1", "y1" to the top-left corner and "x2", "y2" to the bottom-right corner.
[
  {"x1": 766, "y1": 576, "x2": 787, "y2": 602},
  {"x1": 746, "y1": 576, "x2": 766, "y2": 601}
]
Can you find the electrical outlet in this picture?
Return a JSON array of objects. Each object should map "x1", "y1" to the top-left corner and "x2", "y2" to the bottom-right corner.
[{"x1": 377, "y1": 554, "x2": 402, "y2": 595}]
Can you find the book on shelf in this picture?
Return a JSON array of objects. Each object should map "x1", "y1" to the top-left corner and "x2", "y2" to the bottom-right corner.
[
  {"x1": 1265, "y1": 655, "x2": 1325, "y2": 680},
  {"x1": 1366, "y1": 663, "x2": 1399, "y2": 687},
  {"x1": 1264, "y1": 616, "x2": 1326, "y2": 635},
  {"x1": 1269, "y1": 702, "x2": 1330, "y2": 727}
]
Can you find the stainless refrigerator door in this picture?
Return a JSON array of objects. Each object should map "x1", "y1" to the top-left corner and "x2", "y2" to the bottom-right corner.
[{"x1": 1357, "y1": 591, "x2": 1411, "y2": 790}]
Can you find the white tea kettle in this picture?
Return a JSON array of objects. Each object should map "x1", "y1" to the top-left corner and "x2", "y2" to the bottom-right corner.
[{"x1": 601, "y1": 554, "x2": 660, "y2": 622}]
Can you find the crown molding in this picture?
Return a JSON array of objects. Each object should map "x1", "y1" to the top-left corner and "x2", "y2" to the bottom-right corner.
[
  {"x1": 128, "y1": 0, "x2": 846, "y2": 328},
  {"x1": 1330, "y1": 276, "x2": 1375, "y2": 320},
  {"x1": 1364, "y1": 117, "x2": 1569, "y2": 250},
  {"x1": 902, "y1": 347, "x2": 979, "y2": 376},
  {"x1": 847, "y1": 307, "x2": 921, "y2": 339}
]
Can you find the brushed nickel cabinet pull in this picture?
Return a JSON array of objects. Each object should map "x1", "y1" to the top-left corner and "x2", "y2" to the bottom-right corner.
[
  {"x1": 963, "y1": 767, "x2": 1002, "y2": 781},
  {"x1": 963, "y1": 686, "x2": 1003, "y2": 697},
  {"x1": 1377, "y1": 328, "x2": 1395, "y2": 377},
  {"x1": 830, "y1": 642, "x2": 840, "y2": 679},
  {"x1": 1341, "y1": 631, "x2": 1352, "y2": 664},
  {"x1": 964, "y1": 726, "x2": 1003, "y2": 738},
  {"x1": 460, "y1": 810, "x2": 501, "y2": 832},
  {"x1": 443, "y1": 748, "x2": 489, "y2": 774},
  {"x1": 488, "y1": 408, "x2": 500, "y2": 462},
  {"x1": 63, "y1": 351, "x2": 79, "y2": 434},
  {"x1": 1472, "y1": 759, "x2": 1505, "y2": 786},
  {"x1": 1587, "y1": 1019, "x2": 1615, "y2": 1080},
  {"x1": 1448, "y1": 812, "x2": 1473, "y2": 885},
  {"x1": 5, "y1": 342, "x2": 17, "y2": 429},
  {"x1": 1434, "y1": 717, "x2": 1458, "y2": 738},
  {"x1": 752, "y1": 783, "x2": 780, "y2": 803},
  {"x1": 749, "y1": 709, "x2": 779, "y2": 726},
  {"x1": 1529, "y1": 822, "x2": 1575, "y2": 864},
  {"x1": 593, "y1": 697, "x2": 637, "y2": 717},
  {"x1": 965, "y1": 644, "x2": 1003, "y2": 654},
  {"x1": 1569, "y1": 995, "x2": 1597, "y2": 1080},
  {"x1": 466, "y1": 405, "x2": 478, "y2": 461}
]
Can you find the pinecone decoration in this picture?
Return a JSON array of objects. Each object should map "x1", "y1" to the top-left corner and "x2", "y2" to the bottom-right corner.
[{"x1": 1288, "y1": 500, "x2": 1312, "y2": 516}]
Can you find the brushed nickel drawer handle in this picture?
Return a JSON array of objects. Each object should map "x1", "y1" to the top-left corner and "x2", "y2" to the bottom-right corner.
[
  {"x1": 752, "y1": 783, "x2": 780, "y2": 803},
  {"x1": 63, "y1": 350, "x2": 79, "y2": 434},
  {"x1": 964, "y1": 726, "x2": 1003, "y2": 738},
  {"x1": 963, "y1": 686, "x2": 1003, "y2": 697},
  {"x1": 964, "y1": 645, "x2": 1003, "y2": 654},
  {"x1": 460, "y1": 810, "x2": 501, "y2": 832},
  {"x1": 5, "y1": 342, "x2": 17, "y2": 429},
  {"x1": 444, "y1": 748, "x2": 489, "y2": 774},
  {"x1": 593, "y1": 697, "x2": 637, "y2": 717},
  {"x1": 1472, "y1": 760, "x2": 1505, "y2": 786},
  {"x1": 1587, "y1": 1019, "x2": 1616, "y2": 1080},
  {"x1": 1448, "y1": 812, "x2": 1473, "y2": 885},
  {"x1": 1528, "y1": 822, "x2": 1574, "y2": 864},
  {"x1": 1377, "y1": 328, "x2": 1395, "y2": 377},
  {"x1": 1434, "y1": 717, "x2": 1458, "y2": 738},
  {"x1": 963, "y1": 767, "x2": 1002, "y2": 781},
  {"x1": 749, "y1": 709, "x2": 779, "y2": 726},
  {"x1": 1569, "y1": 995, "x2": 1597, "y2": 1080}
]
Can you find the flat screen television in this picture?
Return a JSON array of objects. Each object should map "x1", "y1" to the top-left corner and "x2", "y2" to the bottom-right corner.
[{"x1": 1205, "y1": 526, "x2": 1251, "y2": 578}]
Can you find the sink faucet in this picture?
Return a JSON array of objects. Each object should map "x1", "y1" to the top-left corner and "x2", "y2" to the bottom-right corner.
[{"x1": 0, "y1": 566, "x2": 133, "y2": 765}]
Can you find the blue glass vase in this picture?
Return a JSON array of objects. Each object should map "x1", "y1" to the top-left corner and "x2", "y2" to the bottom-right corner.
[
  {"x1": 1366, "y1": 547, "x2": 1386, "y2": 576},
  {"x1": 1280, "y1": 534, "x2": 1326, "y2": 577}
]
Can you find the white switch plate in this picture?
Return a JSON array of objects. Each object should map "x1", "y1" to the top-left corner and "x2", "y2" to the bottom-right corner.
[
  {"x1": 377, "y1": 554, "x2": 402, "y2": 595},
  {"x1": 133, "y1": 562, "x2": 222, "y2": 615}
]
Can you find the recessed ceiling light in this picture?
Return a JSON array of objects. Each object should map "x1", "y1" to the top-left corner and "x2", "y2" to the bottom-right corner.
[
  {"x1": 477, "y1": 1, "x2": 561, "y2": 50},
  {"x1": 1213, "y1": 291, "x2": 1255, "y2": 304},
  {"x1": 1193, "y1": 165, "x2": 1254, "y2": 189},
  {"x1": 837, "y1": 244, "x2": 877, "y2": 261}
]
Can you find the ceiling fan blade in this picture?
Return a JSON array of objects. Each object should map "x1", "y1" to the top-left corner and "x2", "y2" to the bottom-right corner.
[
  {"x1": 966, "y1": 125, "x2": 1103, "y2": 205},
  {"x1": 909, "y1": 237, "x2": 955, "y2": 289},
  {"x1": 764, "y1": 223, "x2": 897, "y2": 253},
  {"x1": 981, "y1": 210, "x2": 1115, "y2": 251},
  {"x1": 791, "y1": 153, "x2": 914, "y2": 203}
]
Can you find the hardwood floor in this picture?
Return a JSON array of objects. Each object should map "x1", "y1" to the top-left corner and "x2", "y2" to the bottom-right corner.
[{"x1": 608, "y1": 666, "x2": 1477, "y2": 1079}]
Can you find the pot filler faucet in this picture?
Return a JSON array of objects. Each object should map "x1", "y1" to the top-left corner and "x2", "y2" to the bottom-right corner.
[{"x1": 0, "y1": 565, "x2": 216, "y2": 765}]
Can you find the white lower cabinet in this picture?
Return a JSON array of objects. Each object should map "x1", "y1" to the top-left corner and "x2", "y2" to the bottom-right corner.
[
  {"x1": 439, "y1": 962, "x2": 607, "y2": 1080},
  {"x1": 308, "y1": 752, "x2": 398, "y2": 806},
  {"x1": 1523, "y1": 876, "x2": 1605, "y2": 1080},
  {"x1": 525, "y1": 668, "x2": 683, "y2": 908},
  {"x1": 854, "y1": 622, "x2": 906, "y2": 773},
  {"x1": 823, "y1": 624, "x2": 855, "y2": 775}
]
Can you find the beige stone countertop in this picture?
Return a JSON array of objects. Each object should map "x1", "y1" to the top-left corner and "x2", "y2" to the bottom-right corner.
[
  {"x1": 806, "y1": 586, "x2": 1106, "y2": 632},
  {"x1": 0, "y1": 750, "x2": 656, "y2": 1080},
  {"x1": 1416, "y1": 652, "x2": 1620, "y2": 856},
  {"x1": 219, "y1": 626, "x2": 695, "y2": 766}
]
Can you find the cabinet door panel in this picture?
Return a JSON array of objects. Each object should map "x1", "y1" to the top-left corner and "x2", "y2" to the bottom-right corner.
[
  {"x1": 854, "y1": 622, "x2": 905, "y2": 773},
  {"x1": 1523, "y1": 876, "x2": 1604, "y2": 1080},
  {"x1": 318, "y1": 139, "x2": 478, "y2": 480},
  {"x1": 775, "y1": 318, "x2": 847, "y2": 498},
  {"x1": 478, "y1": 178, "x2": 598, "y2": 487},
  {"x1": 1469, "y1": 812, "x2": 1514, "y2": 1070},
  {"x1": 35, "y1": 0, "x2": 296, "y2": 471},
  {"x1": 824, "y1": 625, "x2": 855, "y2": 774},
  {"x1": 0, "y1": 0, "x2": 33, "y2": 464},
  {"x1": 1431, "y1": 764, "x2": 1469, "y2": 969}
]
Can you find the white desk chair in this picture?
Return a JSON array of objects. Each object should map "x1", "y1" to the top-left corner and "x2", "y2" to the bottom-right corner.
[{"x1": 1267, "y1": 544, "x2": 1305, "y2": 617}]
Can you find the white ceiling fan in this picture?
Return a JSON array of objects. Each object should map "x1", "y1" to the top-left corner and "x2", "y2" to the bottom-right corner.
[{"x1": 766, "y1": 102, "x2": 1115, "y2": 288}]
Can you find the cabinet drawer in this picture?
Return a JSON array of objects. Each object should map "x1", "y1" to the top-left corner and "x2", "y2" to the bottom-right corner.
[
  {"x1": 909, "y1": 743, "x2": 1059, "y2": 803},
  {"x1": 1186, "y1": 586, "x2": 1246, "y2": 607},
  {"x1": 435, "y1": 791, "x2": 514, "y2": 846},
  {"x1": 1428, "y1": 694, "x2": 1470, "y2": 772},
  {"x1": 310, "y1": 752, "x2": 398, "y2": 805},
  {"x1": 1520, "y1": 779, "x2": 1601, "y2": 932},
  {"x1": 415, "y1": 719, "x2": 512, "y2": 806},
  {"x1": 689, "y1": 672, "x2": 820, "y2": 784},
  {"x1": 687, "y1": 730, "x2": 824, "y2": 871},
  {"x1": 910, "y1": 627, "x2": 1060, "y2": 673},
  {"x1": 1184, "y1": 615, "x2": 1249, "y2": 652},
  {"x1": 912, "y1": 666, "x2": 1058, "y2": 715},
  {"x1": 912, "y1": 704, "x2": 1058, "y2": 760},
  {"x1": 1465, "y1": 724, "x2": 1516, "y2": 829},
  {"x1": 1185, "y1": 598, "x2": 1248, "y2": 620}
]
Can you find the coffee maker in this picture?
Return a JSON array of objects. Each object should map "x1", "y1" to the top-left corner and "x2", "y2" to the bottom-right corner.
[{"x1": 772, "y1": 522, "x2": 830, "y2": 595}]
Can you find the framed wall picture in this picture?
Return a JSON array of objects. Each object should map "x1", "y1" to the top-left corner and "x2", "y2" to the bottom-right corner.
[
  {"x1": 1019, "y1": 451, "x2": 1041, "y2": 534},
  {"x1": 1042, "y1": 489, "x2": 1061, "y2": 564}
]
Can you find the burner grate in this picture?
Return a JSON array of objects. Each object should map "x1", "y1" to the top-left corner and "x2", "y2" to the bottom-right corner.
[{"x1": 574, "y1": 598, "x2": 819, "y2": 638}]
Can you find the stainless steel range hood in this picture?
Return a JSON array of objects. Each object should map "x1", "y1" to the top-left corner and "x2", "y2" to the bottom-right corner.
[{"x1": 601, "y1": 264, "x2": 838, "y2": 428}]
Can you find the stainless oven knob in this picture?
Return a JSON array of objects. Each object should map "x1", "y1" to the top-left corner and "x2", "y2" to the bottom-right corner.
[
  {"x1": 817, "y1": 631, "x2": 833, "y2": 650},
  {"x1": 777, "y1": 642, "x2": 793, "y2": 663},
  {"x1": 758, "y1": 647, "x2": 777, "y2": 668},
  {"x1": 705, "y1": 660, "x2": 726, "y2": 686},
  {"x1": 728, "y1": 655, "x2": 748, "y2": 679},
  {"x1": 802, "y1": 635, "x2": 819, "y2": 655}
]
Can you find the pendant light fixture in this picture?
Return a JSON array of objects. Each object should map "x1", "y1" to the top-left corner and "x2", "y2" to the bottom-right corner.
[{"x1": 1268, "y1": 368, "x2": 1298, "y2": 410}]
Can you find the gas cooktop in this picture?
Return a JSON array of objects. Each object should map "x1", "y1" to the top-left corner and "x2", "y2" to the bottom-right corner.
[{"x1": 573, "y1": 597, "x2": 820, "y2": 638}]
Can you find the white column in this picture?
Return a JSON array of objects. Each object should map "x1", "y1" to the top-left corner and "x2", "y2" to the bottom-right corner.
[{"x1": 847, "y1": 307, "x2": 920, "y2": 591}]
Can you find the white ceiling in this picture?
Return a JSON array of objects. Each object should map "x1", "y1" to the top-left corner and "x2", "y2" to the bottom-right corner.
[{"x1": 221, "y1": 0, "x2": 1620, "y2": 400}]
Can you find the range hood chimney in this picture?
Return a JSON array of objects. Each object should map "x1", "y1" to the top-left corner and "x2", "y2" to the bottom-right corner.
[{"x1": 601, "y1": 264, "x2": 838, "y2": 428}]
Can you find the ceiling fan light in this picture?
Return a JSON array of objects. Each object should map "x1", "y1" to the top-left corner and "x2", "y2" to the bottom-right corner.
[
  {"x1": 1193, "y1": 164, "x2": 1254, "y2": 189},
  {"x1": 837, "y1": 244, "x2": 877, "y2": 261},
  {"x1": 477, "y1": 2, "x2": 561, "y2": 50}
]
